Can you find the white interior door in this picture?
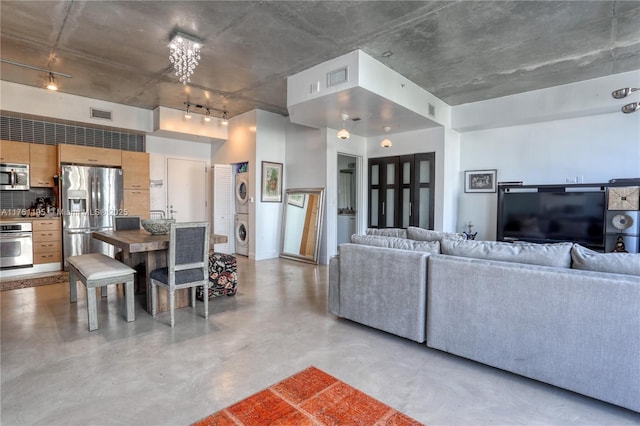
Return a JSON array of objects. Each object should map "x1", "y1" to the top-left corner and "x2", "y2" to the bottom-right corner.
[{"x1": 167, "y1": 158, "x2": 207, "y2": 222}]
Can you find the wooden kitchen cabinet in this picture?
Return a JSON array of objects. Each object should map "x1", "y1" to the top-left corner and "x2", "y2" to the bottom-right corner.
[
  {"x1": 122, "y1": 151, "x2": 150, "y2": 219},
  {"x1": 0, "y1": 140, "x2": 30, "y2": 163},
  {"x1": 32, "y1": 218, "x2": 62, "y2": 265},
  {"x1": 58, "y1": 144, "x2": 121, "y2": 167},
  {"x1": 123, "y1": 189, "x2": 150, "y2": 219},
  {"x1": 29, "y1": 144, "x2": 57, "y2": 187},
  {"x1": 121, "y1": 151, "x2": 149, "y2": 189}
]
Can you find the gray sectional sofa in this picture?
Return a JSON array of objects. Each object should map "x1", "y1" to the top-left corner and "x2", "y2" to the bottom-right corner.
[{"x1": 328, "y1": 227, "x2": 640, "y2": 412}]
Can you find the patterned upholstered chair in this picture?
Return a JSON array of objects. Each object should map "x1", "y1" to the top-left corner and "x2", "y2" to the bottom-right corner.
[
  {"x1": 150, "y1": 222, "x2": 210, "y2": 327},
  {"x1": 196, "y1": 252, "x2": 238, "y2": 300}
]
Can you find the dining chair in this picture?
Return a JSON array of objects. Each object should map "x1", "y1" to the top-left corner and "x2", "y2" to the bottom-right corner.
[
  {"x1": 149, "y1": 221, "x2": 210, "y2": 327},
  {"x1": 114, "y1": 215, "x2": 141, "y2": 231},
  {"x1": 113, "y1": 216, "x2": 142, "y2": 292}
]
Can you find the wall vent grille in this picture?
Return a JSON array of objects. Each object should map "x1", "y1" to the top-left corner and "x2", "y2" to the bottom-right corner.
[
  {"x1": 90, "y1": 108, "x2": 112, "y2": 120},
  {"x1": 428, "y1": 103, "x2": 436, "y2": 117}
]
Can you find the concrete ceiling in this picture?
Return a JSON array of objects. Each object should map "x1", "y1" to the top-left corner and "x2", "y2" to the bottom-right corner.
[{"x1": 1, "y1": 1, "x2": 639, "y2": 124}]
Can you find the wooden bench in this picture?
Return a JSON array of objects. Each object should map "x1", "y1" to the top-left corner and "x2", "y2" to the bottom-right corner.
[{"x1": 68, "y1": 253, "x2": 136, "y2": 331}]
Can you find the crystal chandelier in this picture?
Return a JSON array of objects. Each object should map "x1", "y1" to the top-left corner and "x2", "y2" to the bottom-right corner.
[{"x1": 168, "y1": 32, "x2": 202, "y2": 85}]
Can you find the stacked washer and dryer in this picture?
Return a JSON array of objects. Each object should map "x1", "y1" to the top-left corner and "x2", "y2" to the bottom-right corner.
[{"x1": 234, "y1": 171, "x2": 250, "y2": 256}]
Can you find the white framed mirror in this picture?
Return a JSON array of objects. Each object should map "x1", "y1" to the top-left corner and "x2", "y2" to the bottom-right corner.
[{"x1": 280, "y1": 188, "x2": 325, "y2": 264}]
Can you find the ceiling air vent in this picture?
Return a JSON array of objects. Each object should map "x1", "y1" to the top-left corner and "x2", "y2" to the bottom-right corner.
[
  {"x1": 90, "y1": 108, "x2": 112, "y2": 121},
  {"x1": 327, "y1": 66, "x2": 348, "y2": 88}
]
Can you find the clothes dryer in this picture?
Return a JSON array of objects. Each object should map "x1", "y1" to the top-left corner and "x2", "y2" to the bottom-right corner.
[
  {"x1": 235, "y1": 172, "x2": 249, "y2": 214},
  {"x1": 235, "y1": 214, "x2": 249, "y2": 256}
]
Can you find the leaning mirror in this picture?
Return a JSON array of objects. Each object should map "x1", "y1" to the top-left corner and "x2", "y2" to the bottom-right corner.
[{"x1": 280, "y1": 188, "x2": 325, "y2": 264}]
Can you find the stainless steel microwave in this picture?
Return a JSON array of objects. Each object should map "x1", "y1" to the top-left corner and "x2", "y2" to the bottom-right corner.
[{"x1": 0, "y1": 163, "x2": 30, "y2": 190}]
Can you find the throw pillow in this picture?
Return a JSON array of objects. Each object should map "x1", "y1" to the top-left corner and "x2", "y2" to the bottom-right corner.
[
  {"x1": 351, "y1": 234, "x2": 440, "y2": 254},
  {"x1": 407, "y1": 226, "x2": 464, "y2": 241},
  {"x1": 571, "y1": 244, "x2": 640, "y2": 276},
  {"x1": 365, "y1": 228, "x2": 408, "y2": 239},
  {"x1": 440, "y1": 239, "x2": 573, "y2": 268}
]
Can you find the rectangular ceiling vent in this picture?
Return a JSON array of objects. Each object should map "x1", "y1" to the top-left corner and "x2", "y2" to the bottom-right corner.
[
  {"x1": 90, "y1": 108, "x2": 112, "y2": 121},
  {"x1": 428, "y1": 103, "x2": 436, "y2": 117},
  {"x1": 327, "y1": 66, "x2": 349, "y2": 88}
]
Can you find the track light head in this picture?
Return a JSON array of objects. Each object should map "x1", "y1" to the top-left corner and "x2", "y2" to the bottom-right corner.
[
  {"x1": 612, "y1": 87, "x2": 638, "y2": 99},
  {"x1": 621, "y1": 102, "x2": 640, "y2": 114},
  {"x1": 46, "y1": 73, "x2": 58, "y2": 91},
  {"x1": 221, "y1": 111, "x2": 229, "y2": 126},
  {"x1": 184, "y1": 103, "x2": 192, "y2": 119},
  {"x1": 204, "y1": 108, "x2": 211, "y2": 122}
]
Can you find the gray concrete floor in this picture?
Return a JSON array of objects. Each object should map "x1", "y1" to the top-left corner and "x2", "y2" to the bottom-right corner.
[{"x1": 1, "y1": 256, "x2": 639, "y2": 426}]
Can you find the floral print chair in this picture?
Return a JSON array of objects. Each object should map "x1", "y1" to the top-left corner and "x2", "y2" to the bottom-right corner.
[{"x1": 196, "y1": 252, "x2": 238, "y2": 300}]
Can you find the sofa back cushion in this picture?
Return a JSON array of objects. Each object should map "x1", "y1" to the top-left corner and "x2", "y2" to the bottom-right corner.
[
  {"x1": 571, "y1": 244, "x2": 640, "y2": 276},
  {"x1": 351, "y1": 234, "x2": 440, "y2": 254},
  {"x1": 407, "y1": 226, "x2": 464, "y2": 241},
  {"x1": 365, "y1": 228, "x2": 407, "y2": 239},
  {"x1": 440, "y1": 239, "x2": 572, "y2": 268}
]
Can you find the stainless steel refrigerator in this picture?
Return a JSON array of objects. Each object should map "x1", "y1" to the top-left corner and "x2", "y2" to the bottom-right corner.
[{"x1": 61, "y1": 165, "x2": 123, "y2": 269}]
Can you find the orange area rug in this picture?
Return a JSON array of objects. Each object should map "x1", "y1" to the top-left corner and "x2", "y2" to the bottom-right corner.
[{"x1": 193, "y1": 366, "x2": 424, "y2": 425}]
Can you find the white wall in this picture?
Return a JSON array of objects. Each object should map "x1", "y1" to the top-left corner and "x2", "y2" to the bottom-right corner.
[
  {"x1": 457, "y1": 112, "x2": 640, "y2": 241},
  {"x1": 145, "y1": 134, "x2": 213, "y2": 224},
  {"x1": 285, "y1": 123, "x2": 332, "y2": 263},
  {"x1": 0, "y1": 81, "x2": 152, "y2": 132},
  {"x1": 254, "y1": 110, "x2": 287, "y2": 260}
]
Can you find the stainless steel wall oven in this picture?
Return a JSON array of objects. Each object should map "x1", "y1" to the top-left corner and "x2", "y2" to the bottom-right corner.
[{"x1": 0, "y1": 222, "x2": 33, "y2": 269}]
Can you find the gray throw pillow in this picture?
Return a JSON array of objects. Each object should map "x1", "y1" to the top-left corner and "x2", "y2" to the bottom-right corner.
[
  {"x1": 351, "y1": 234, "x2": 440, "y2": 254},
  {"x1": 407, "y1": 226, "x2": 465, "y2": 241},
  {"x1": 365, "y1": 228, "x2": 407, "y2": 239},
  {"x1": 440, "y1": 239, "x2": 573, "y2": 268},
  {"x1": 571, "y1": 244, "x2": 640, "y2": 276}
]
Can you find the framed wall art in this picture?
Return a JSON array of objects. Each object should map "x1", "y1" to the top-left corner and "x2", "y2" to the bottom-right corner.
[
  {"x1": 464, "y1": 169, "x2": 497, "y2": 193},
  {"x1": 261, "y1": 161, "x2": 283, "y2": 202}
]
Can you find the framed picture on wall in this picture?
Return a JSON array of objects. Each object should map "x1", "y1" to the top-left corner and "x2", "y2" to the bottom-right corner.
[
  {"x1": 464, "y1": 169, "x2": 497, "y2": 193},
  {"x1": 261, "y1": 161, "x2": 283, "y2": 202}
]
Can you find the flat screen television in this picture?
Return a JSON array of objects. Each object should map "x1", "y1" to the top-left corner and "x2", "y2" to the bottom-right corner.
[{"x1": 498, "y1": 190, "x2": 606, "y2": 249}]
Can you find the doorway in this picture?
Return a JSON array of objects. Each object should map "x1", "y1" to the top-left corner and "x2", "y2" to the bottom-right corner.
[
  {"x1": 167, "y1": 158, "x2": 207, "y2": 222},
  {"x1": 337, "y1": 154, "x2": 361, "y2": 245}
]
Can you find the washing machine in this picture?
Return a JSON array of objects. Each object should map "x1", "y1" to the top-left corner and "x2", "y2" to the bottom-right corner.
[
  {"x1": 235, "y1": 214, "x2": 249, "y2": 256},
  {"x1": 235, "y1": 172, "x2": 249, "y2": 214}
]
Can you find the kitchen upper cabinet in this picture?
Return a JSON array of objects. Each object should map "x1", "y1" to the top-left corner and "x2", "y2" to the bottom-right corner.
[
  {"x1": 30, "y1": 144, "x2": 57, "y2": 187},
  {"x1": 121, "y1": 151, "x2": 149, "y2": 189},
  {"x1": 58, "y1": 144, "x2": 121, "y2": 167},
  {"x1": 0, "y1": 140, "x2": 30, "y2": 163}
]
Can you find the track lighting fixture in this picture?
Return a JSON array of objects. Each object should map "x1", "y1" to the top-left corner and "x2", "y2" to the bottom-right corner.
[
  {"x1": 380, "y1": 126, "x2": 392, "y2": 148},
  {"x1": 46, "y1": 73, "x2": 58, "y2": 91},
  {"x1": 184, "y1": 103, "x2": 192, "y2": 119},
  {"x1": 621, "y1": 102, "x2": 640, "y2": 114},
  {"x1": 337, "y1": 113, "x2": 350, "y2": 140},
  {"x1": 221, "y1": 111, "x2": 229, "y2": 126},
  {"x1": 204, "y1": 108, "x2": 211, "y2": 122},
  {"x1": 612, "y1": 87, "x2": 639, "y2": 114},
  {"x1": 611, "y1": 87, "x2": 638, "y2": 99}
]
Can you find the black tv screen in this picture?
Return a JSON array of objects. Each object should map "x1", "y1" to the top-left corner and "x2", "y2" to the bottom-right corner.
[{"x1": 499, "y1": 191, "x2": 605, "y2": 248}]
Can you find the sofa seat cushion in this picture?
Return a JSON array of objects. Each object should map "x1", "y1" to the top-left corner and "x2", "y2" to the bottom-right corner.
[
  {"x1": 365, "y1": 228, "x2": 407, "y2": 239},
  {"x1": 407, "y1": 226, "x2": 464, "y2": 241},
  {"x1": 571, "y1": 244, "x2": 640, "y2": 276},
  {"x1": 440, "y1": 239, "x2": 572, "y2": 268},
  {"x1": 351, "y1": 234, "x2": 440, "y2": 254}
]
